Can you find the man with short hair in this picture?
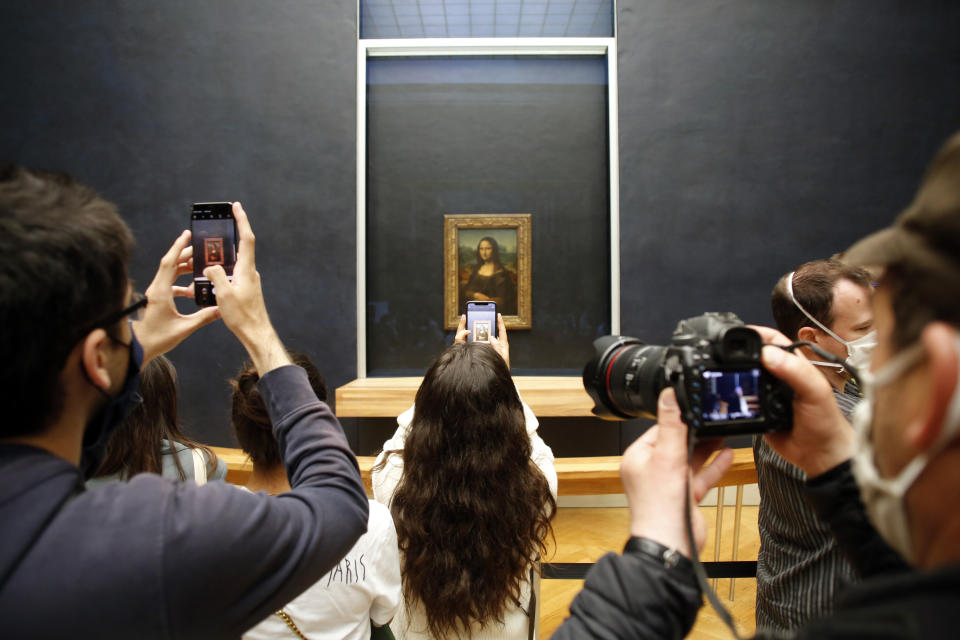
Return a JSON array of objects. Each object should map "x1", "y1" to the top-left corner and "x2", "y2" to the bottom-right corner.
[
  {"x1": 771, "y1": 259, "x2": 875, "y2": 409},
  {"x1": 754, "y1": 258, "x2": 875, "y2": 631},
  {"x1": 554, "y1": 130, "x2": 960, "y2": 638},
  {"x1": 0, "y1": 166, "x2": 369, "y2": 638}
]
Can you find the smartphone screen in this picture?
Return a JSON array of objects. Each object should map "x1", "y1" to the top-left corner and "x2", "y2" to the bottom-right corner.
[
  {"x1": 191, "y1": 202, "x2": 237, "y2": 306},
  {"x1": 466, "y1": 300, "x2": 497, "y2": 343}
]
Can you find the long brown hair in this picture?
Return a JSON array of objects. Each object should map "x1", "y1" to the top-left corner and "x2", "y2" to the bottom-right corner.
[
  {"x1": 93, "y1": 355, "x2": 215, "y2": 480},
  {"x1": 386, "y1": 342, "x2": 555, "y2": 637}
]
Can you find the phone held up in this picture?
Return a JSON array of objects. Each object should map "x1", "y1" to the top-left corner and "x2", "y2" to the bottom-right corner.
[
  {"x1": 191, "y1": 202, "x2": 238, "y2": 307},
  {"x1": 466, "y1": 300, "x2": 497, "y2": 343}
]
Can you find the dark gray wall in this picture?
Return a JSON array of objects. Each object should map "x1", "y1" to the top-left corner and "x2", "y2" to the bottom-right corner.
[
  {"x1": 0, "y1": 1, "x2": 359, "y2": 448},
  {"x1": 2, "y1": 1, "x2": 959, "y2": 454},
  {"x1": 617, "y1": 1, "x2": 960, "y2": 345}
]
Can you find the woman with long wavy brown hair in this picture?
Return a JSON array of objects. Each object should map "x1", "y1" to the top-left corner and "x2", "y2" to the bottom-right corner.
[{"x1": 373, "y1": 314, "x2": 557, "y2": 638}]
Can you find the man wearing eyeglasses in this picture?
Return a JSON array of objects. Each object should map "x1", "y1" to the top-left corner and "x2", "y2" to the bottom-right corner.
[
  {"x1": 553, "y1": 132, "x2": 960, "y2": 639},
  {"x1": 0, "y1": 166, "x2": 369, "y2": 638}
]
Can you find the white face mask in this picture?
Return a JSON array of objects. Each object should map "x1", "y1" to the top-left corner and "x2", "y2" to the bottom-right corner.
[
  {"x1": 850, "y1": 336, "x2": 960, "y2": 563},
  {"x1": 786, "y1": 271, "x2": 877, "y2": 372}
]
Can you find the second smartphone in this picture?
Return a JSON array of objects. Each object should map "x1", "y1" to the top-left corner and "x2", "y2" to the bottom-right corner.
[
  {"x1": 466, "y1": 300, "x2": 497, "y2": 343},
  {"x1": 191, "y1": 202, "x2": 238, "y2": 307}
]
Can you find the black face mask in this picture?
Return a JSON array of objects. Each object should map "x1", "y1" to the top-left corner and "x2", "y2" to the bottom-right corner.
[{"x1": 80, "y1": 331, "x2": 144, "y2": 480}]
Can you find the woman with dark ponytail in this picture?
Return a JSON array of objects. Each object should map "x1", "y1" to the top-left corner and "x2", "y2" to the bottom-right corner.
[
  {"x1": 232, "y1": 351, "x2": 402, "y2": 640},
  {"x1": 373, "y1": 314, "x2": 557, "y2": 639}
]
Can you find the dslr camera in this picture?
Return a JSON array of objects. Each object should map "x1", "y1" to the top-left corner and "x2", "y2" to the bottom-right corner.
[{"x1": 582, "y1": 312, "x2": 792, "y2": 437}]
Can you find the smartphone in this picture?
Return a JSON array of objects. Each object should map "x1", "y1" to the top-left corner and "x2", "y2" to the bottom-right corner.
[
  {"x1": 466, "y1": 300, "x2": 497, "y2": 343},
  {"x1": 191, "y1": 202, "x2": 238, "y2": 307}
]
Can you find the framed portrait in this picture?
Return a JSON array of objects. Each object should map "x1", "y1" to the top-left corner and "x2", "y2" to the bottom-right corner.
[
  {"x1": 444, "y1": 214, "x2": 532, "y2": 330},
  {"x1": 204, "y1": 238, "x2": 224, "y2": 267}
]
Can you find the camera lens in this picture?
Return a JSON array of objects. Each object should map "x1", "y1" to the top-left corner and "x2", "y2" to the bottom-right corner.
[
  {"x1": 583, "y1": 315, "x2": 792, "y2": 434},
  {"x1": 582, "y1": 336, "x2": 665, "y2": 420}
]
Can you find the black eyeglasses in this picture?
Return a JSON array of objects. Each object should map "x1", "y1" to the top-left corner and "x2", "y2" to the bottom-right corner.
[{"x1": 81, "y1": 292, "x2": 148, "y2": 337}]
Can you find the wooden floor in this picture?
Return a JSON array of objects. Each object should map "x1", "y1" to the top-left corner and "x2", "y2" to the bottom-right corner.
[{"x1": 541, "y1": 505, "x2": 759, "y2": 638}]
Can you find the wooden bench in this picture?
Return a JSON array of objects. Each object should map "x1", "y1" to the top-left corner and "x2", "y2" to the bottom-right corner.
[
  {"x1": 210, "y1": 447, "x2": 757, "y2": 495},
  {"x1": 212, "y1": 445, "x2": 758, "y2": 589}
]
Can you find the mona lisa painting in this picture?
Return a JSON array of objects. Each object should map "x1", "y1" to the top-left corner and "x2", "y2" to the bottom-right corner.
[{"x1": 444, "y1": 214, "x2": 531, "y2": 330}]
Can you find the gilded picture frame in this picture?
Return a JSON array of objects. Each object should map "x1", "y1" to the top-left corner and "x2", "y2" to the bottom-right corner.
[{"x1": 444, "y1": 213, "x2": 532, "y2": 330}]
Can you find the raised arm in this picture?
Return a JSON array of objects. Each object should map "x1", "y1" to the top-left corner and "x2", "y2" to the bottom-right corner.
[
  {"x1": 157, "y1": 203, "x2": 369, "y2": 636},
  {"x1": 203, "y1": 202, "x2": 291, "y2": 375}
]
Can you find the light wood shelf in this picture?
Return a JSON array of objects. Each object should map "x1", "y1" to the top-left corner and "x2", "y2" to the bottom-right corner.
[{"x1": 334, "y1": 376, "x2": 595, "y2": 418}]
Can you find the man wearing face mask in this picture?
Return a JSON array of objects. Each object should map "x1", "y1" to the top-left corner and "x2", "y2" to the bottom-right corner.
[
  {"x1": 553, "y1": 130, "x2": 960, "y2": 639},
  {"x1": 773, "y1": 261, "x2": 877, "y2": 403},
  {"x1": 752, "y1": 259, "x2": 876, "y2": 632},
  {"x1": 0, "y1": 167, "x2": 369, "y2": 638}
]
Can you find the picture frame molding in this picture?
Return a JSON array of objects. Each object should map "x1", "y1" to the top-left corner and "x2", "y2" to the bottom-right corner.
[
  {"x1": 444, "y1": 213, "x2": 532, "y2": 330},
  {"x1": 355, "y1": 37, "x2": 620, "y2": 377}
]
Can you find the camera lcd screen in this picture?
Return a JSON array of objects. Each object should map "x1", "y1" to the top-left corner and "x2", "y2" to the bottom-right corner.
[{"x1": 701, "y1": 368, "x2": 762, "y2": 422}]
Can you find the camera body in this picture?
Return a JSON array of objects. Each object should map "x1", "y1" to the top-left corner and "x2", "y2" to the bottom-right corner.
[{"x1": 582, "y1": 312, "x2": 792, "y2": 437}]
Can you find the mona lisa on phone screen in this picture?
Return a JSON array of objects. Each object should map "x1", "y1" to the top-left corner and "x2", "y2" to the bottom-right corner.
[
  {"x1": 191, "y1": 202, "x2": 237, "y2": 307},
  {"x1": 466, "y1": 300, "x2": 497, "y2": 343}
]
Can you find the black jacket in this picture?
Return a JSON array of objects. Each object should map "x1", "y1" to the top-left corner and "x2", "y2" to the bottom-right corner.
[{"x1": 552, "y1": 461, "x2": 959, "y2": 639}]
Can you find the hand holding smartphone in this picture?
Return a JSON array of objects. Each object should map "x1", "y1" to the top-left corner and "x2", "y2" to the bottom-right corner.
[
  {"x1": 191, "y1": 202, "x2": 238, "y2": 306},
  {"x1": 466, "y1": 300, "x2": 497, "y2": 343}
]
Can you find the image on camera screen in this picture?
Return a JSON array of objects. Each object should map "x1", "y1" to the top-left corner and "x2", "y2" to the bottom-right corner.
[{"x1": 701, "y1": 369, "x2": 762, "y2": 422}]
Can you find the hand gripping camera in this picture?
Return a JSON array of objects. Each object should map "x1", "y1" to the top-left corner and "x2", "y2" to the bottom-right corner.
[{"x1": 582, "y1": 312, "x2": 792, "y2": 437}]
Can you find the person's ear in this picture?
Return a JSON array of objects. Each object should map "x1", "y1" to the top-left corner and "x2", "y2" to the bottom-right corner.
[
  {"x1": 906, "y1": 323, "x2": 959, "y2": 452},
  {"x1": 81, "y1": 328, "x2": 114, "y2": 392},
  {"x1": 797, "y1": 326, "x2": 818, "y2": 345}
]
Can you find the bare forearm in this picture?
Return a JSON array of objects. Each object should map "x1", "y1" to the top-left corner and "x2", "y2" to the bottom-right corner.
[{"x1": 237, "y1": 321, "x2": 292, "y2": 376}]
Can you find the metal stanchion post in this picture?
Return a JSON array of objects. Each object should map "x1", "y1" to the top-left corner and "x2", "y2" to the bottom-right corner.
[
  {"x1": 713, "y1": 486, "x2": 725, "y2": 591},
  {"x1": 729, "y1": 484, "x2": 744, "y2": 600}
]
